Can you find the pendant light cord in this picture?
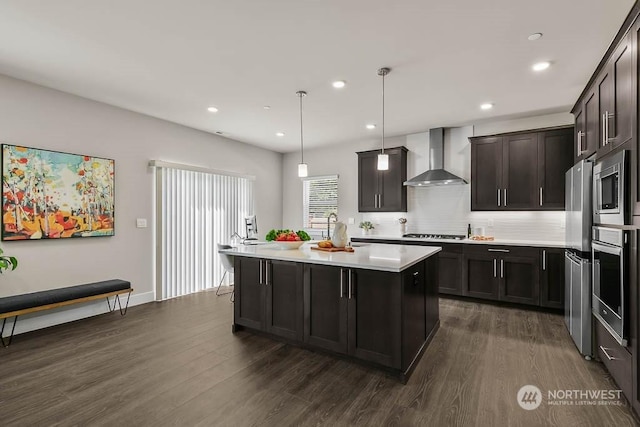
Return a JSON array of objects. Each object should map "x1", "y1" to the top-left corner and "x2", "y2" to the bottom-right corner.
[
  {"x1": 299, "y1": 92, "x2": 304, "y2": 164},
  {"x1": 381, "y1": 71, "x2": 385, "y2": 154}
]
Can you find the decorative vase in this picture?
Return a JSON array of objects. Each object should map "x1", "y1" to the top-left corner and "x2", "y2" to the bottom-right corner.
[
  {"x1": 331, "y1": 222, "x2": 348, "y2": 248},
  {"x1": 361, "y1": 228, "x2": 370, "y2": 236},
  {"x1": 400, "y1": 223, "x2": 406, "y2": 235}
]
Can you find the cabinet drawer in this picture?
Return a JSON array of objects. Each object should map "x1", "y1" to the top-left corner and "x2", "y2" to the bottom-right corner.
[
  {"x1": 595, "y1": 319, "x2": 632, "y2": 400},
  {"x1": 464, "y1": 245, "x2": 538, "y2": 258}
]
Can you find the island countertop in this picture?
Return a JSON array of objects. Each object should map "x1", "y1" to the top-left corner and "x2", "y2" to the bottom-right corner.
[{"x1": 219, "y1": 242, "x2": 441, "y2": 273}]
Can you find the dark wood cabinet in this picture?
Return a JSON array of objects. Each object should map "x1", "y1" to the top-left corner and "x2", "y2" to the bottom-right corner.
[
  {"x1": 502, "y1": 133, "x2": 539, "y2": 209},
  {"x1": 572, "y1": 89, "x2": 599, "y2": 162},
  {"x1": 471, "y1": 137, "x2": 502, "y2": 210},
  {"x1": 463, "y1": 246, "x2": 541, "y2": 306},
  {"x1": 463, "y1": 252, "x2": 499, "y2": 300},
  {"x1": 500, "y1": 251, "x2": 540, "y2": 306},
  {"x1": 538, "y1": 129, "x2": 574, "y2": 209},
  {"x1": 598, "y1": 32, "x2": 634, "y2": 156},
  {"x1": 437, "y1": 244, "x2": 463, "y2": 295},
  {"x1": 470, "y1": 127, "x2": 573, "y2": 211},
  {"x1": 348, "y1": 268, "x2": 402, "y2": 368},
  {"x1": 540, "y1": 248, "x2": 565, "y2": 309},
  {"x1": 303, "y1": 264, "x2": 348, "y2": 353},
  {"x1": 234, "y1": 257, "x2": 303, "y2": 340},
  {"x1": 357, "y1": 146, "x2": 407, "y2": 212}
]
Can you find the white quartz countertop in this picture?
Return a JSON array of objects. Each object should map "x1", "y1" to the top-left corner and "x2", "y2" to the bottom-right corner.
[
  {"x1": 219, "y1": 242, "x2": 441, "y2": 273},
  {"x1": 351, "y1": 235, "x2": 566, "y2": 248}
]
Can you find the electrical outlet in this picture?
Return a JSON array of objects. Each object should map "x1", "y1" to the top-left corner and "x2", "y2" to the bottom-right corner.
[
  {"x1": 488, "y1": 218, "x2": 494, "y2": 227},
  {"x1": 348, "y1": 217, "x2": 355, "y2": 225},
  {"x1": 559, "y1": 218, "x2": 566, "y2": 229},
  {"x1": 136, "y1": 218, "x2": 147, "y2": 228}
]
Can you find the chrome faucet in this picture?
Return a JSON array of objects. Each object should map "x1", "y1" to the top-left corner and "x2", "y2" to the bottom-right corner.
[{"x1": 326, "y1": 213, "x2": 338, "y2": 239}]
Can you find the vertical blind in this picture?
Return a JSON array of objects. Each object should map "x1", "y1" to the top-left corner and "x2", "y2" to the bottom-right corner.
[
  {"x1": 302, "y1": 175, "x2": 338, "y2": 228},
  {"x1": 156, "y1": 164, "x2": 254, "y2": 300}
]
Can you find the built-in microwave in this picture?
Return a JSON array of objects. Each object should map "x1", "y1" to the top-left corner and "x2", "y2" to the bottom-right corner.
[
  {"x1": 592, "y1": 226, "x2": 629, "y2": 346},
  {"x1": 593, "y1": 150, "x2": 628, "y2": 225}
]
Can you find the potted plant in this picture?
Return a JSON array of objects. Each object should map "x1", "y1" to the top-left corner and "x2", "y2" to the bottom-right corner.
[
  {"x1": 359, "y1": 221, "x2": 374, "y2": 235},
  {"x1": 0, "y1": 247, "x2": 17, "y2": 273}
]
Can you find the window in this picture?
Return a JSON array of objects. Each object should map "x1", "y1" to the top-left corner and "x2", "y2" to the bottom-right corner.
[{"x1": 303, "y1": 175, "x2": 338, "y2": 234}]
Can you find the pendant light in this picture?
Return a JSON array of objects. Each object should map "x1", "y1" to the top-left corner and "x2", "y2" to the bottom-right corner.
[
  {"x1": 377, "y1": 67, "x2": 391, "y2": 171},
  {"x1": 296, "y1": 90, "x2": 308, "y2": 177}
]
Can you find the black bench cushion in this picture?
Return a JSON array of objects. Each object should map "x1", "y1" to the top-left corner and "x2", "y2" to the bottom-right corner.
[{"x1": 0, "y1": 279, "x2": 131, "y2": 314}]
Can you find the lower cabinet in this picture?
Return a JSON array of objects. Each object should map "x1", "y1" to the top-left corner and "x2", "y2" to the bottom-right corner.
[
  {"x1": 595, "y1": 320, "x2": 632, "y2": 400},
  {"x1": 463, "y1": 246, "x2": 540, "y2": 306},
  {"x1": 539, "y1": 248, "x2": 565, "y2": 309},
  {"x1": 234, "y1": 257, "x2": 303, "y2": 341},
  {"x1": 437, "y1": 244, "x2": 463, "y2": 296},
  {"x1": 303, "y1": 264, "x2": 402, "y2": 369}
]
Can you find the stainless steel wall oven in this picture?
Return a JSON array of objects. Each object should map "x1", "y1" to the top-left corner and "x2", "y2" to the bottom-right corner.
[{"x1": 592, "y1": 226, "x2": 629, "y2": 346}]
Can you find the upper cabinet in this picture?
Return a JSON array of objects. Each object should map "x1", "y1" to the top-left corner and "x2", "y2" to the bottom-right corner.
[
  {"x1": 470, "y1": 127, "x2": 573, "y2": 211},
  {"x1": 357, "y1": 146, "x2": 407, "y2": 212}
]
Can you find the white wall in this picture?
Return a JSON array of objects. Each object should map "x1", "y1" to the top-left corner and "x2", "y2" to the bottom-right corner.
[
  {"x1": 283, "y1": 112, "x2": 573, "y2": 242},
  {"x1": 0, "y1": 74, "x2": 283, "y2": 335}
]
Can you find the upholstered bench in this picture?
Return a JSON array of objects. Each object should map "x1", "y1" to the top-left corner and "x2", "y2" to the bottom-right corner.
[{"x1": 0, "y1": 279, "x2": 133, "y2": 346}]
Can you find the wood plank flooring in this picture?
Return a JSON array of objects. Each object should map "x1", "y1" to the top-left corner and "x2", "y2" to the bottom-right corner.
[{"x1": 1, "y1": 291, "x2": 638, "y2": 426}]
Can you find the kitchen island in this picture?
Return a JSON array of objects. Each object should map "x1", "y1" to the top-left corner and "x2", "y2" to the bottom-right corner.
[{"x1": 219, "y1": 242, "x2": 441, "y2": 382}]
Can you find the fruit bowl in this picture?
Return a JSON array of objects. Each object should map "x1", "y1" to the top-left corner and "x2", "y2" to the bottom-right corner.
[{"x1": 271, "y1": 241, "x2": 305, "y2": 250}]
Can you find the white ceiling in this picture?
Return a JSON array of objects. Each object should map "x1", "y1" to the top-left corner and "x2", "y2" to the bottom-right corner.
[{"x1": 0, "y1": 0, "x2": 635, "y2": 153}]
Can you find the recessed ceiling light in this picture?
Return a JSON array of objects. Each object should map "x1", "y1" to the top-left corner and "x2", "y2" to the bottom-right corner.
[
  {"x1": 263, "y1": 105, "x2": 271, "y2": 110},
  {"x1": 528, "y1": 33, "x2": 543, "y2": 41},
  {"x1": 366, "y1": 124, "x2": 376, "y2": 130},
  {"x1": 332, "y1": 80, "x2": 346, "y2": 89},
  {"x1": 215, "y1": 131, "x2": 223, "y2": 135},
  {"x1": 207, "y1": 106, "x2": 219, "y2": 113},
  {"x1": 532, "y1": 61, "x2": 551, "y2": 71},
  {"x1": 480, "y1": 103, "x2": 493, "y2": 110},
  {"x1": 276, "y1": 132, "x2": 285, "y2": 137}
]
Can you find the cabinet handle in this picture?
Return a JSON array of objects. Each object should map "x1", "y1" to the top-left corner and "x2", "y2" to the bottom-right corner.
[
  {"x1": 600, "y1": 346, "x2": 619, "y2": 361},
  {"x1": 539, "y1": 187, "x2": 543, "y2": 206},
  {"x1": 577, "y1": 130, "x2": 583, "y2": 156},
  {"x1": 503, "y1": 189, "x2": 507, "y2": 206},
  {"x1": 500, "y1": 259, "x2": 504, "y2": 278},
  {"x1": 488, "y1": 249, "x2": 510, "y2": 253},
  {"x1": 348, "y1": 269, "x2": 353, "y2": 299},
  {"x1": 340, "y1": 268, "x2": 345, "y2": 298},
  {"x1": 542, "y1": 250, "x2": 546, "y2": 270},
  {"x1": 605, "y1": 111, "x2": 612, "y2": 144},
  {"x1": 265, "y1": 260, "x2": 270, "y2": 286},
  {"x1": 602, "y1": 113, "x2": 606, "y2": 146},
  {"x1": 497, "y1": 189, "x2": 501, "y2": 207},
  {"x1": 259, "y1": 259, "x2": 263, "y2": 284},
  {"x1": 493, "y1": 259, "x2": 497, "y2": 278}
]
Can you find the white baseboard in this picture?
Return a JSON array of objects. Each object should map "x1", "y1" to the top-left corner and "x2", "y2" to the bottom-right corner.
[{"x1": 2, "y1": 291, "x2": 155, "y2": 338}]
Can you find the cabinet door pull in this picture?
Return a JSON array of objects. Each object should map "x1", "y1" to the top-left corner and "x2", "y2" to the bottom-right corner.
[
  {"x1": 493, "y1": 259, "x2": 497, "y2": 278},
  {"x1": 497, "y1": 189, "x2": 501, "y2": 207},
  {"x1": 340, "y1": 268, "x2": 345, "y2": 298},
  {"x1": 503, "y1": 189, "x2": 507, "y2": 206},
  {"x1": 259, "y1": 259, "x2": 263, "y2": 284},
  {"x1": 348, "y1": 269, "x2": 353, "y2": 299},
  {"x1": 542, "y1": 250, "x2": 546, "y2": 270},
  {"x1": 500, "y1": 259, "x2": 504, "y2": 278},
  {"x1": 539, "y1": 187, "x2": 543, "y2": 206},
  {"x1": 605, "y1": 111, "x2": 612, "y2": 144},
  {"x1": 600, "y1": 346, "x2": 618, "y2": 361},
  {"x1": 265, "y1": 260, "x2": 270, "y2": 286},
  {"x1": 488, "y1": 248, "x2": 510, "y2": 253},
  {"x1": 577, "y1": 131, "x2": 583, "y2": 156},
  {"x1": 602, "y1": 113, "x2": 606, "y2": 146}
]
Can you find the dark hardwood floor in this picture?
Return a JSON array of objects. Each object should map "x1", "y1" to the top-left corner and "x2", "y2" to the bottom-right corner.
[{"x1": 1, "y1": 291, "x2": 638, "y2": 426}]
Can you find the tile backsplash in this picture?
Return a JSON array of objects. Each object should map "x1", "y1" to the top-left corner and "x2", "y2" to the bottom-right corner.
[{"x1": 360, "y1": 185, "x2": 565, "y2": 242}]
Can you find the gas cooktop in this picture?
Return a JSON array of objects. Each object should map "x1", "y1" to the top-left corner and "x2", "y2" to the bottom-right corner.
[{"x1": 403, "y1": 233, "x2": 467, "y2": 240}]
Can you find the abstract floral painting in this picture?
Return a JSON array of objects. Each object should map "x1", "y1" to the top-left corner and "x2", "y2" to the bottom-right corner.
[{"x1": 2, "y1": 144, "x2": 115, "y2": 240}]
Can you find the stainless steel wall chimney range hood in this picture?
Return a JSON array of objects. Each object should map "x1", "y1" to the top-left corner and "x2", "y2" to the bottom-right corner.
[{"x1": 404, "y1": 128, "x2": 468, "y2": 187}]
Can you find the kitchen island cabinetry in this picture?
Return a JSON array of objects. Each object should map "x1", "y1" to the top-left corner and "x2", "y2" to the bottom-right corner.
[
  {"x1": 357, "y1": 146, "x2": 407, "y2": 212},
  {"x1": 233, "y1": 257, "x2": 303, "y2": 341},
  {"x1": 223, "y1": 243, "x2": 440, "y2": 382},
  {"x1": 470, "y1": 127, "x2": 573, "y2": 211}
]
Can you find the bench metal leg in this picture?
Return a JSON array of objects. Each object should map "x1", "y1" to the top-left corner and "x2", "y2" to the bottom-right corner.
[
  {"x1": 1, "y1": 316, "x2": 18, "y2": 347},
  {"x1": 216, "y1": 271, "x2": 234, "y2": 296},
  {"x1": 106, "y1": 292, "x2": 131, "y2": 316}
]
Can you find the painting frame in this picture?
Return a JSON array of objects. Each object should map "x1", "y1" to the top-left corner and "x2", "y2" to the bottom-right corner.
[{"x1": 1, "y1": 144, "x2": 115, "y2": 241}]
